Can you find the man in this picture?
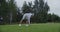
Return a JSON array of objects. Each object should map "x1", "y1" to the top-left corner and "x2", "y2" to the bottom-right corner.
[{"x1": 19, "y1": 9, "x2": 34, "y2": 26}]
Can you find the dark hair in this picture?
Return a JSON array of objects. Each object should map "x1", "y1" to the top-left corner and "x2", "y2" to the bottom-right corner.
[
  {"x1": 25, "y1": 11, "x2": 30, "y2": 13},
  {"x1": 25, "y1": 9, "x2": 31, "y2": 13}
]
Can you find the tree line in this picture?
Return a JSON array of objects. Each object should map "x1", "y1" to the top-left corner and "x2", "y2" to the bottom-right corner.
[
  {"x1": 0, "y1": 0, "x2": 60, "y2": 24},
  {"x1": 18, "y1": 0, "x2": 60, "y2": 23}
]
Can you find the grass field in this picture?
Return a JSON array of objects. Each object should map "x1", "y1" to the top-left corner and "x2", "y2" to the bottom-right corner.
[{"x1": 0, "y1": 23, "x2": 60, "y2": 32}]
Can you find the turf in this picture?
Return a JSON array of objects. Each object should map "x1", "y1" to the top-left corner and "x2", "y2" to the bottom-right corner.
[{"x1": 0, "y1": 23, "x2": 60, "y2": 32}]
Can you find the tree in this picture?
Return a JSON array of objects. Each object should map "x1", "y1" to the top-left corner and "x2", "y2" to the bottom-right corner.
[
  {"x1": 33, "y1": 0, "x2": 39, "y2": 14},
  {"x1": 0, "y1": 0, "x2": 17, "y2": 24},
  {"x1": 51, "y1": 13, "x2": 60, "y2": 22},
  {"x1": 31, "y1": 0, "x2": 50, "y2": 23},
  {"x1": 0, "y1": 0, "x2": 10, "y2": 24},
  {"x1": 47, "y1": 13, "x2": 60, "y2": 22},
  {"x1": 0, "y1": 0, "x2": 8, "y2": 16},
  {"x1": 22, "y1": 1, "x2": 30, "y2": 13},
  {"x1": 8, "y1": 0, "x2": 17, "y2": 24},
  {"x1": 28, "y1": 1, "x2": 32, "y2": 8}
]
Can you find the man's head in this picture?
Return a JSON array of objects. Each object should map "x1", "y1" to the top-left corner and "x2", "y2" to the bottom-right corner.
[{"x1": 25, "y1": 8, "x2": 31, "y2": 13}]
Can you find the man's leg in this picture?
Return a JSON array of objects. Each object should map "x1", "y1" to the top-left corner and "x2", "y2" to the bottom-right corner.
[
  {"x1": 20, "y1": 19, "x2": 23, "y2": 24},
  {"x1": 19, "y1": 15, "x2": 25, "y2": 26},
  {"x1": 19, "y1": 19, "x2": 23, "y2": 26},
  {"x1": 28, "y1": 19, "x2": 30, "y2": 24},
  {"x1": 26, "y1": 19, "x2": 30, "y2": 26}
]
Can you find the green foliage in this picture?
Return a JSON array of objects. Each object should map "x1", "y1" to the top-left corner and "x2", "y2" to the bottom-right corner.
[
  {"x1": 0, "y1": 0, "x2": 17, "y2": 24},
  {"x1": 0, "y1": 0, "x2": 8, "y2": 16},
  {"x1": 31, "y1": 0, "x2": 50, "y2": 23},
  {"x1": 22, "y1": 1, "x2": 29, "y2": 13},
  {"x1": 8, "y1": 0, "x2": 17, "y2": 22},
  {"x1": 47, "y1": 13, "x2": 60, "y2": 22}
]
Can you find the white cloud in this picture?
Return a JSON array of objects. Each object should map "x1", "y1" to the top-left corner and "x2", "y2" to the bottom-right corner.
[{"x1": 47, "y1": 0, "x2": 60, "y2": 16}]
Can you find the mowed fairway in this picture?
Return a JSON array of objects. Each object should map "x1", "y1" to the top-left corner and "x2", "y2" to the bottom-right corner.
[{"x1": 0, "y1": 23, "x2": 60, "y2": 32}]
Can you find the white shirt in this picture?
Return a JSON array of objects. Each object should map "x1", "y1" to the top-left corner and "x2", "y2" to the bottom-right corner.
[{"x1": 22, "y1": 13, "x2": 34, "y2": 20}]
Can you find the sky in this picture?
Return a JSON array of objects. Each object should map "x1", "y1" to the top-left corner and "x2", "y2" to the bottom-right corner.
[{"x1": 15, "y1": 0, "x2": 60, "y2": 16}]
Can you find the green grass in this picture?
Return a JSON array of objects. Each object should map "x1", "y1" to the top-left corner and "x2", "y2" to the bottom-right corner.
[{"x1": 0, "y1": 23, "x2": 60, "y2": 32}]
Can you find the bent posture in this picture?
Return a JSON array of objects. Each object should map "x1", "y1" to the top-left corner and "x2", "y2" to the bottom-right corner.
[{"x1": 19, "y1": 13, "x2": 34, "y2": 26}]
